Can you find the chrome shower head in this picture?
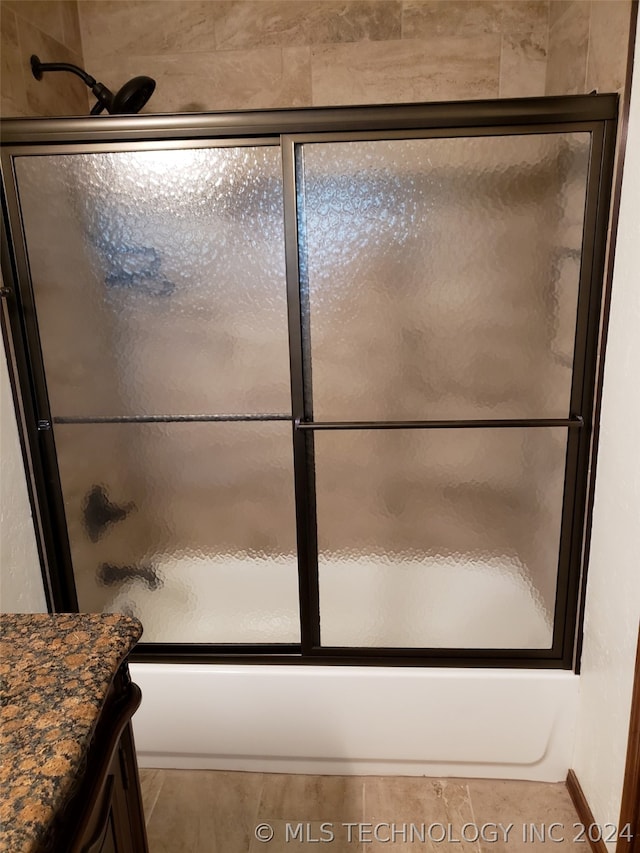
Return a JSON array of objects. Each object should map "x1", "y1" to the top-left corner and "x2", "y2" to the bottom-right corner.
[{"x1": 30, "y1": 55, "x2": 156, "y2": 115}]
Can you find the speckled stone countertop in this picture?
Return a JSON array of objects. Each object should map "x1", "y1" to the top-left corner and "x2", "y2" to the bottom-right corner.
[{"x1": 0, "y1": 612, "x2": 143, "y2": 853}]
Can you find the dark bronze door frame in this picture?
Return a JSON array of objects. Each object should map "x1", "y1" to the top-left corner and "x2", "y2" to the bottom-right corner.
[{"x1": 0, "y1": 94, "x2": 619, "y2": 667}]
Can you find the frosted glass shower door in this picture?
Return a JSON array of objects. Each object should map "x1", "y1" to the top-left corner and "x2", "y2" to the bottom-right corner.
[
  {"x1": 14, "y1": 144, "x2": 299, "y2": 643},
  {"x1": 296, "y1": 132, "x2": 591, "y2": 649}
]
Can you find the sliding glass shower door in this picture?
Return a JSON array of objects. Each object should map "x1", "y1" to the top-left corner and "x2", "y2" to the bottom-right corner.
[
  {"x1": 1, "y1": 96, "x2": 617, "y2": 664},
  {"x1": 294, "y1": 132, "x2": 590, "y2": 650},
  {"x1": 13, "y1": 144, "x2": 300, "y2": 643}
]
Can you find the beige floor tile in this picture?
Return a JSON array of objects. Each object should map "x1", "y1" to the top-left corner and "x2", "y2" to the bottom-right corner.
[
  {"x1": 466, "y1": 778, "x2": 584, "y2": 852},
  {"x1": 249, "y1": 819, "x2": 363, "y2": 853},
  {"x1": 250, "y1": 773, "x2": 366, "y2": 853},
  {"x1": 140, "y1": 770, "x2": 588, "y2": 853},
  {"x1": 138, "y1": 768, "x2": 165, "y2": 826},
  {"x1": 256, "y1": 773, "x2": 365, "y2": 821},
  {"x1": 363, "y1": 776, "x2": 479, "y2": 852},
  {"x1": 145, "y1": 769, "x2": 264, "y2": 853}
]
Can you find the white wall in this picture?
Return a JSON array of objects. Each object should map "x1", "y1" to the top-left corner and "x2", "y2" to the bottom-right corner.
[
  {"x1": 0, "y1": 329, "x2": 47, "y2": 612},
  {"x1": 572, "y1": 17, "x2": 640, "y2": 844}
]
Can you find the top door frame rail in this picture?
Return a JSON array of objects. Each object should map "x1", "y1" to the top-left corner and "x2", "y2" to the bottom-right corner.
[
  {"x1": 0, "y1": 94, "x2": 618, "y2": 144},
  {"x1": 0, "y1": 94, "x2": 618, "y2": 669}
]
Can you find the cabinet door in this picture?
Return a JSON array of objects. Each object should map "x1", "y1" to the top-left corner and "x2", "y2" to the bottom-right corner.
[
  {"x1": 80, "y1": 772, "x2": 127, "y2": 853},
  {"x1": 78, "y1": 724, "x2": 147, "y2": 853}
]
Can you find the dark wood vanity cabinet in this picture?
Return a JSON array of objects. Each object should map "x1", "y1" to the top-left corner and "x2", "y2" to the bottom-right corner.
[
  {"x1": 0, "y1": 613, "x2": 148, "y2": 853},
  {"x1": 72, "y1": 724, "x2": 148, "y2": 853},
  {"x1": 60, "y1": 665, "x2": 149, "y2": 853}
]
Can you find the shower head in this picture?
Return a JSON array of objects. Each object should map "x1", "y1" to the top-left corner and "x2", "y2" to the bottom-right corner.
[
  {"x1": 110, "y1": 76, "x2": 156, "y2": 115},
  {"x1": 30, "y1": 55, "x2": 155, "y2": 115}
]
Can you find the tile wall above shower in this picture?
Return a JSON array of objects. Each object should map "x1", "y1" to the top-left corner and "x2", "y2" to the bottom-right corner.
[
  {"x1": 546, "y1": 0, "x2": 631, "y2": 95},
  {"x1": 0, "y1": 0, "x2": 88, "y2": 117},
  {"x1": 74, "y1": 1, "x2": 631, "y2": 114},
  {"x1": 0, "y1": 1, "x2": 633, "y2": 118}
]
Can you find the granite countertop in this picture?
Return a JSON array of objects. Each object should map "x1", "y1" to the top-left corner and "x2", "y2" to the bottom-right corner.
[{"x1": 0, "y1": 612, "x2": 143, "y2": 853}]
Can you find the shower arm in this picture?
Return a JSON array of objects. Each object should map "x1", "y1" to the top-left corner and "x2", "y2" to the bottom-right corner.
[{"x1": 30, "y1": 55, "x2": 114, "y2": 115}]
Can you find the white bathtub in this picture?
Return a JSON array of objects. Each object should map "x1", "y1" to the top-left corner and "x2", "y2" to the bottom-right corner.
[
  {"x1": 130, "y1": 663, "x2": 579, "y2": 782},
  {"x1": 108, "y1": 553, "x2": 553, "y2": 648},
  {"x1": 115, "y1": 554, "x2": 575, "y2": 782}
]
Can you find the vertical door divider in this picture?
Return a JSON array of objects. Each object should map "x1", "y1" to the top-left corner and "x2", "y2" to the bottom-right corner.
[{"x1": 281, "y1": 135, "x2": 321, "y2": 653}]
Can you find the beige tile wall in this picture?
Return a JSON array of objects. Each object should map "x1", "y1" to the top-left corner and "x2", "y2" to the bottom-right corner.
[
  {"x1": 77, "y1": 0, "x2": 547, "y2": 113},
  {"x1": 0, "y1": 0, "x2": 88, "y2": 116},
  {"x1": 586, "y1": 1, "x2": 632, "y2": 93},
  {"x1": 70, "y1": 0, "x2": 633, "y2": 115},
  {"x1": 1, "y1": 1, "x2": 633, "y2": 116},
  {"x1": 546, "y1": 0, "x2": 632, "y2": 95}
]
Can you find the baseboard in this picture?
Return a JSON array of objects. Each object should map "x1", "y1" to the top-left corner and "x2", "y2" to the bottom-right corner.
[
  {"x1": 566, "y1": 770, "x2": 608, "y2": 853},
  {"x1": 617, "y1": 627, "x2": 640, "y2": 853}
]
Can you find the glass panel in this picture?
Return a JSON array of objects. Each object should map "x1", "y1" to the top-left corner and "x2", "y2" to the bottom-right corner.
[
  {"x1": 315, "y1": 428, "x2": 566, "y2": 648},
  {"x1": 54, "y1": 422, "x2": 299, "y2": 643},
  {"x1": 298, "y1": 133, "x2": 590, "y2": 420},
  {"x1": 15, "y1": 146, "x2": 290, "y2": 417}
]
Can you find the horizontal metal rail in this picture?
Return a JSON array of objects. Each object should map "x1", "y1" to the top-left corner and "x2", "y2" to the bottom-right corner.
[
  {"x1": 51, "y1": 414, "x2": 584, "y2": 429},
  {"x1": 0, "y1": 94, "x2": 618, "y2": 145},
  {"x1": 53, "y1": 413, "x2": 291, "y2": 425},
  {"x1": 296, "y1": 416, "x2": 584, "y2": 431}
]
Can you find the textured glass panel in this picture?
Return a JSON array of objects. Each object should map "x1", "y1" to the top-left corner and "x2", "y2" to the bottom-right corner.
[
  {"x1": 54, "y1": 422, "x2": 299, "y2": 643},
  {"x1": 299, "y1": 133, "x2": 590, "y2": 420},
  {"x1": 315, "y1": 428, "x2": 566, "y2": 648},
  {"x1": 15, "y1": 147, "x2": 289, "y2": 417}
]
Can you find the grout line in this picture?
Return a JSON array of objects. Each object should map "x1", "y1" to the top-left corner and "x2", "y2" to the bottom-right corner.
[
  {"x1": 309, "y1": 43, "x2": 317, "y2": 108},
  {"x1": 543, "y1": 0, "x2": 552, "y2": 95},
  {"x1": 244, "y1": 771, "x2": 265, "y2": 853},
  {"x1": 253, "y1": 772, "x2": 266, "y2": 828},
  {"x1": 11, "y1": 6, "x2": 29, "y2": 116},
  {"x1": 361, "y1": 778, "x2": 366, "y2": 853},
  {"x1": 250, "y1": 769, "x2": 267, "y2": 851},
  {"x1": 465, "y1": 782, "x2": 483, "y2": 853},
  {"x1": 584, "y1": 0, "x2": 593, "y2": 92},
  {"x1": 142, "y1": 768, "x2": 165, "y2": 827},
  {"x1": 73, "y1": 0, "x2": 90, "y2": 110}
]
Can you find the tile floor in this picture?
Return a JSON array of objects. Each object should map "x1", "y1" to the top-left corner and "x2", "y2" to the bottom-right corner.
[{"x1": 139, "y1": 770, "x2": 587, "y2": 852}]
